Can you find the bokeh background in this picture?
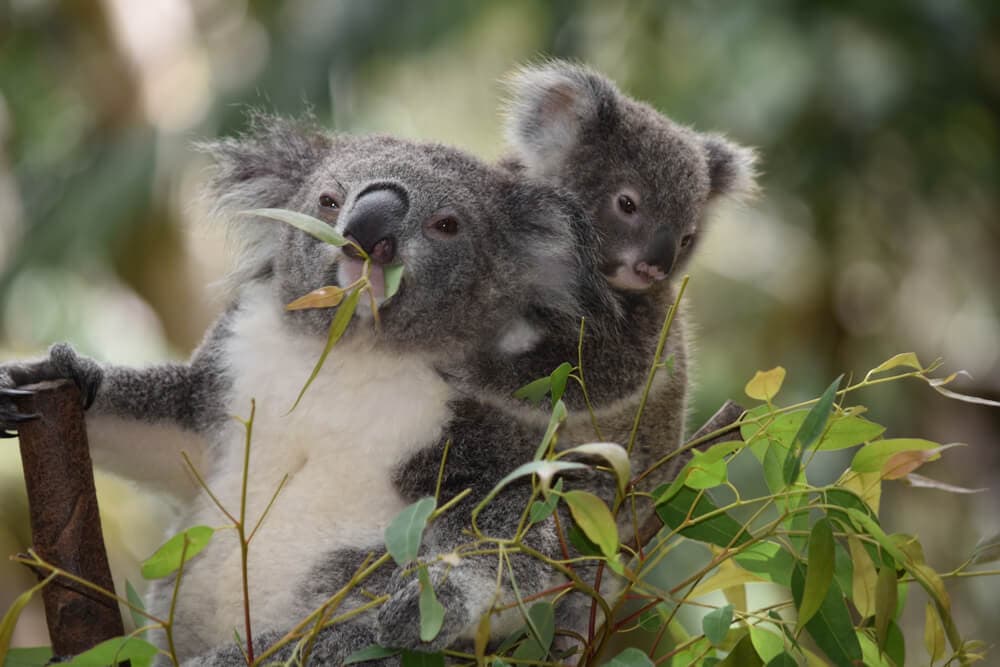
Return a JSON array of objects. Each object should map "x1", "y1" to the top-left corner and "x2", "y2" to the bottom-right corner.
[{"x1": 1, "y1": 0, "x2": 998, "y2": 659}]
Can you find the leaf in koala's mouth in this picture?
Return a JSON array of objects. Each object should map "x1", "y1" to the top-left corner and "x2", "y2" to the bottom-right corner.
[
  {"x1": 285, "y1": 286, "x2": 345, "y2": 310},
  {"x1": 383, "y1": 263, "x2": 404, "y2": 299}
]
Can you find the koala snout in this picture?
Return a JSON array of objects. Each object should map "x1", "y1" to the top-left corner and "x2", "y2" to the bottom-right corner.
[
  {"x1": 636, "y1": 226, "x2": 676, "y2": 281},
  {"x1": 342, "y1": 186, "x2": 408, "y2": 265}
]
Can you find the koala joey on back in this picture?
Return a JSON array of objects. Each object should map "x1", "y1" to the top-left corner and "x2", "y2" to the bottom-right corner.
[
  {"x1": 0, "y1": 114, "x2": 613, "y2": 664},
  {"x1": 471, "y1": 60, "x2": 758, "y2": 489}
]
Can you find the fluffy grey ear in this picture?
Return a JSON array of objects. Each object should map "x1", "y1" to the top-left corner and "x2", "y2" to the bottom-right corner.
[
  {"x1": 197, "y1": 113, "x2": 331, "y2": 290},
  {"x1": 502, "y1": 61, "x2": 614, "y2": 179},
  {"x1": 198, "y1": 112, "x2": 330, "y2": 216},
  {"x1": 702, "y1": 134, "x2": 759, "y2": 202}
]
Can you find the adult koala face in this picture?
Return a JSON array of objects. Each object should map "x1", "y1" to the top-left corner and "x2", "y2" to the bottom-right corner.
[{"x1": 205, "y1": 117, "x2": 587, "y2": 358}]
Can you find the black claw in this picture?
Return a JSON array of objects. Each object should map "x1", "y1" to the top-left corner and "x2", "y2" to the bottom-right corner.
[
  {"x1": 0, "y1": 387, "x2": 34, "y2": 397},
  {"x1": 9, "y1": 412, "x2": 41, "y2": 423},
  {"x1": 1, "y1": 430, "x2": 18, "y2": 438},
  {"x1": 84, "y1": 383, "x2": 98, "y2": 410}
]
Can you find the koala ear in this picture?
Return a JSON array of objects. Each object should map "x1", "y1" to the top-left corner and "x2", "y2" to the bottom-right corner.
[
  {"x1": 702, "y1": 133, "x2": 760, "y2": 202},
  {"x1": 502, "y1": 61, "x2": 615, "y2": 179},
  {"x1": 197, "y1": 112, "x2": 331, "y2": 291},
  {"x1": 198, "y1": 112, "x2": 330, "y2": 216}
]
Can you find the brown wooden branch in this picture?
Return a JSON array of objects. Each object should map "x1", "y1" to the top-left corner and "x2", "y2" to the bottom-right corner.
[
  {"x1": 13, "y1": 379, "x2": 125, "y2": 657},
  {"x1": 630, "y1": 400, "x2": 747, "y2": 551}
]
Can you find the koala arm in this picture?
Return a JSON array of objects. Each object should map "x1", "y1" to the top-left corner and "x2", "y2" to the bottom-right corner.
[{"x1": 0, "y1": 317, "x2": 232, "y2": 491}]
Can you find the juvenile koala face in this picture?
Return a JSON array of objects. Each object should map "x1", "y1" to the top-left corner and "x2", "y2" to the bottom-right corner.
[
  {"x1": 504, "y1": 62, "x2": 758, "y2": 292},
  {"x1": 205, "y1": 119, "x2": 585, "y2": 357}
]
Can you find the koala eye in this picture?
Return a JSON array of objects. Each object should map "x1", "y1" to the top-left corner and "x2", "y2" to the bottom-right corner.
[
  {"x1": 425, "y1": 212, "x2": 461, "y2": 240},
  {"x1": 617, "y1": 194, "x2": 637, "y2": 216},
  {"x1": 319, "y1": 193, "x2": 341, "y2": 209},
  {"x1": 680, "y1": 233, "x2": 695, "y2": 248}
]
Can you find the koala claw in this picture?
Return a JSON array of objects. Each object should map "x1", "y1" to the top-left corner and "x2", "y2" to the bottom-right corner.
[{"x1": 0, "y1": 387, "x2": 35, "y2": 397}]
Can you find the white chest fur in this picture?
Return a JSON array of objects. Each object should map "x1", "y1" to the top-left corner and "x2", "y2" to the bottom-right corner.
[{"x1": 154, "y1": 286, "x2": 455, "y2": 654}]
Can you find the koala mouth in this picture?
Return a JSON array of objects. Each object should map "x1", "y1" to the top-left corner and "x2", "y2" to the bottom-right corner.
[
  {"x1": 604, "y1": 258, "x2": 667, "y2": 292},
  {"x1": 338, "y1": 257, "x2": 387, "y2": 299}
]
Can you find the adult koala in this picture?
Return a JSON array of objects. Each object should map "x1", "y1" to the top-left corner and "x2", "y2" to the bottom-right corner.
[{"x1": 0, "y1": 114, "x2": 615, "y2": 664}]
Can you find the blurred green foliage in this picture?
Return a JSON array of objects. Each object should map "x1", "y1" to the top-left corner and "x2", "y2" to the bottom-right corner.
[{"x1": 0, "y1": 0, "x2": 997, "y2": 652}]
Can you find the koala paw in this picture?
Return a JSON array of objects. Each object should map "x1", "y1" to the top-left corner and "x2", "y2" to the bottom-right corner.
[
  {"x1": 375, "y1": 565, "x2": 470, "y2": 652},
  {"x1": 0, "y1": 343, "x2": 102, "y2": 436}
]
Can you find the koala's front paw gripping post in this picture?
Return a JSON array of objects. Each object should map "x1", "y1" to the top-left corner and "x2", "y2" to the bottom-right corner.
[{"x1": 12, "y1": 379, "x2": 126, "y2": 658}]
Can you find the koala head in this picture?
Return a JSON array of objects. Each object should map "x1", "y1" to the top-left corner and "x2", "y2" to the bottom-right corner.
[
  {"x1": 201, "y1": 113, "x2": 594, "y2": 359},
  {"x1": 503, "y1": 61, "x2": 758, "y2": 292}
]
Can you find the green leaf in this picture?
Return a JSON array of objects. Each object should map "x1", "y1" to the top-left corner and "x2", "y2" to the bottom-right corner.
[
  {"x1": 850, "y1": 438, "x2": 941, "y2": 474},
  {"x1": 343, "y1": 645, "x2": 401, "y2": 665},
  {"x1": 602, "y1": 647, "x2": 655, "y2": 667},
  {"x1": 745, "y1": 366, "x2": 786, "y2": 401},
  {"x1": 717, "y1": 634, "x2": 762, "y2": 667},
  {"x1": 796, "y1": 375, "x2": 843, "y2": 451},
  {"x1": 702, "y1": 604, "x2": 734, "y2": 647},
  {"x1": 797, "y1": 519, "x2": 835, "y2": 629},
  {"x1": 884, "y1": 620, "x2": 905, "y2": 667},
  {"x1": 385, "y1": 497, "x2": 436, "y2": 565},
  {"x1": 513, "y1": 376, "x2": 551, "y2": 405},
  {"x1": 781, "y1": 375, "x2": 842, "y2": 484},
  {"x1": 567, "y1": 523, "x2": 603, "y2": 557},
  {"x1": 764, "y1": 653, "x2": 797, "y2": 667},
  {"x1": 549, "y1": 362, "x2": 573, "y2": 406},
  {"x1": 245, "y1": 208, "x2": 350, "y2": 247},
  {"x1": 790, "y1": 561, "x2": 863, "y2": 666},
  {"x1": 562, "y1": 490, "x2": 619, "y2": 560},
  {"x1": 528, "y1": 479, "x2": 562, "y2": 524},
  {"x1": 512, "y1": 602, "x2": 554, "y2": 661},
  {"x1": 534, "y1": 399, "x2": 567, "y2": 460},
  {"x1": 856, "y1": 631, "x2": 894, "y2": 667},
  {"x1": 65, "y1": 636, "x2": 159, "y2": 666},
  {"x1": 383, "y1": 263, "x2": 404, "y2": 299},
  {"x1": 289, "y1": 286, "x2": 362, "y2": 412},
  {"x1": 656, "y1": 486, "x2": 751, "y2": 548},
  {"x1": 417, "y1": 566, "x2": 445, "y2": 642},
  {"x1": 125, "y1": 579, "x2": 148, "y2": 638},
  {"x1": 401, "y1": 650, "x2": 445, "y2": 667},
  {"x1": 734, "y1": 542, "x2": 796, "y2": 586},
  {"x1": 560, "y1": 442, "x2": 631, "y2": 497},
  {"x1": 2, "y1": 646, "x2": 53, "y2": 667},
  {"x1": 748, "y1": 626, "x2": 783, "y2": 663},
  {"x1": 685, "y1": 450, "x2": 728, "y2": 490},
  {"x1": 141, "y1": 526, "x2": 214, "y2": 579},
  {"x1": 750, "y1": 410, "x2": 885, "y2": 455},
  {"x1": 874, "y1": 565, "x2": 898, "y2": 651}
]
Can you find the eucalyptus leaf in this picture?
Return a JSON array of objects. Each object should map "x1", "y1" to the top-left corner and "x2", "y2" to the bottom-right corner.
[
  {"x1": 702, "y1": 604, "x2": 733, "y2": 647},
  {"x1": 125, "y1": 579, "x2": 148, "y2": 637},
  {"x1": 65, "y1": 636, "x2": 159, "y2": 666},
  {"x1": 401, "y1": 650, "x2": 445, "y2": 667},
  {"x1": 512, "y1": 602, "x2": 554, "y2": 661},
  {"x1": 141, "y1": 526, "x2": 214, "y2": 579},
  {"x1": 383, "y1": 263, "x2": 404, "y2": 299},
  {"x1": 602, "y1": 647, "x2": 654, "y2": 667},
  {"x1": 797, "y1": 519, "x2": 835, "y2": 629},
  {"x1": 562, "y1": 490, "x2": 619, "y2": 560},
  {"x1": 656, "y1": 486, "x2": 751, "y2": 548},
  {"x1": 385, "y1": 497, "x2": 436, "y2": 565},
  {"x1": 2, "y1": 646, "x2": 54, "y2": 667},
  {"x1": 417, "y1": 566, "x2": 445, "y2": 642},
  {"x1": 343, "y1": 645, "x2": 402, "y2": 665},
  {"x1": 560, "y1": 442, "x2": 631, "y2": 497},
  {"x1": 245, "y1": 208, "x2": 350, "y2": 247},
  {"x1": 791, "y1": 562, "x2": 863, "y2": 665}
]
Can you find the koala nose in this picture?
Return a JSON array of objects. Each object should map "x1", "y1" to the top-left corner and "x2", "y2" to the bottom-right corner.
[
  {"x1": 342, "y1": 186, "x2": 408, "y2": 265},
  {"x1": 634, "y1": 226, "x2": 676, "y2": 283}
]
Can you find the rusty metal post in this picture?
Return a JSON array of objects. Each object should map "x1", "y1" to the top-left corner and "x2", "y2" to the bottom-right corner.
[{"x1": 13, "y1": 379, "x2": 125, "y2": 656}]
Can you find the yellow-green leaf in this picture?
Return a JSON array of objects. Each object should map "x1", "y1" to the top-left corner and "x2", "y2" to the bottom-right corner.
[
  {"x1": 874, "y1": 565, "x2": 898, "y2": 650},
  {"x1": 689, "y1": 557, "x2": 765, "y2": 599},
  {"x1": 924, "y1": 602, "x2": 945, "y2": 663},
  {"x1": 0, "y1": 574, "x2": 55, "y2": 659},
  {"x1": 65, "y1": 636, "x2": 159, "y2": 666},
  {"x1": 141, "y1": 526, "x2": 214, "y2": 579},
  {"x1": 245, "y1": 208, "x2": 351, "y2": 248},
  {"x1": 748, "y1": 625, "x2": 783, "y2": 663},
  {"x1": 562, "y1": 490, "x2": 618, "y2": 560},
  {"x1": 383, "y1": 263, "x2": 404, "y2": 299},
  {"x1": 288, "y1": 286, "x2": 362, "y2": 412},
  {"x1": 701, "y1": 604, "x2": 734, "y2": 647},
  {"x1": 285, "y1": 285, "x2": 345, "y2": 310},
  {"x1": 867, "y1": 352, "x2": 922, "y2": 377},
  {"x1": 745, "y1": 366, "x2": 786, "y2": 401},
  {"x1": 850, "y1": 438, "x2": 941, "y2": 474},
  {"x1": 848, "y1": 536, "x2": 878, "y2": 618},
  {"x1": 797, "y1": 519, "x2": 835, "y2": 629}
]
